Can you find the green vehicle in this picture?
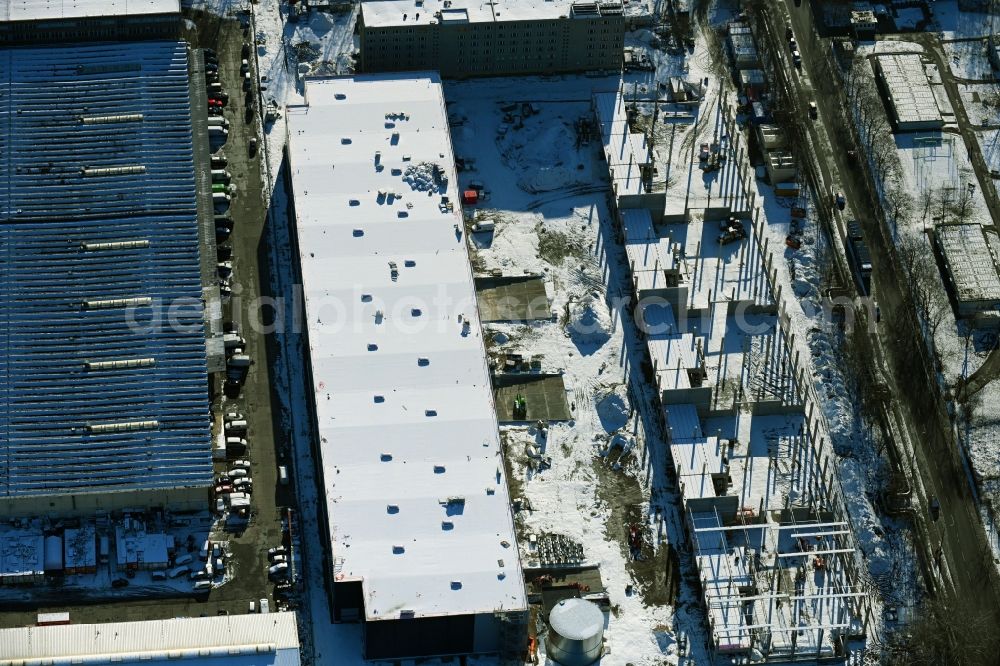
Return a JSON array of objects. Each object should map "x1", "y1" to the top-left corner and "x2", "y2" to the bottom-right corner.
[{"x1": 212, "y1": 183, "x2": 227, "y2": 193}]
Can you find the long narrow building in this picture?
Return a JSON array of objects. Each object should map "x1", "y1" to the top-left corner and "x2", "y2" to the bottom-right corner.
[
  {"x1": 286, "y1": 73, "x2": 526, "y2": 660},
  {"x1": 0, "y1": 40, "x2": 218, "y2": 516}
]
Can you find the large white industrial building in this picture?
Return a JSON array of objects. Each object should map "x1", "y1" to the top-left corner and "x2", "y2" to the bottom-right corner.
[
  {"x1": 0, "y1": 0, "x2": 180, "y2": 44},
  {"x1": 285, "y1": 73, "x2": 527, "y2": 660},
  {"x1": 0, "y1": 613, "x2": 301, "y2": 665}
]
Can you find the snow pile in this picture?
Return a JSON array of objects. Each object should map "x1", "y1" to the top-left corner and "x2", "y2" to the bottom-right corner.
[
  {"x1": 402, "y1": 161, "x2": 447, "y2": 193},
  {"x1": 567, "y1": 295, "x2": 613, "y2": 352},
  {"x1": 596, "y1": 384, "x2": 630, "y2": 433}
]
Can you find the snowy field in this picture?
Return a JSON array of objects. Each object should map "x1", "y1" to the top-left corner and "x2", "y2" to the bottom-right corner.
[{"x1": 930, "y1": 0, "x2": 1000, "y2": 40}]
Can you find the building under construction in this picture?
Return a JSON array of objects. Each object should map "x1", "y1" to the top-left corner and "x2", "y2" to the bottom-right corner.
[{"x1": 596, "y1": 86, "x2": 872, "y2": 661}]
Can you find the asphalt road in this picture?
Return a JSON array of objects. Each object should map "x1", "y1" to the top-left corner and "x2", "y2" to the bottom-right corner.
[{"x1": 767, "y1": 0, "x2": 1000, "y2": 635}]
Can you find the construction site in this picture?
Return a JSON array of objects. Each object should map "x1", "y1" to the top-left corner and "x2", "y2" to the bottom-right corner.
[{"x1": 597, "y1": 81, "x2": 874, "y2": 660}]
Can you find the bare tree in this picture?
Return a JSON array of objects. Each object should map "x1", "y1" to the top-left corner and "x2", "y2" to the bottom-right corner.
[{"x1": 891, "y1": 594, "x2": 1000, "y2": 665}]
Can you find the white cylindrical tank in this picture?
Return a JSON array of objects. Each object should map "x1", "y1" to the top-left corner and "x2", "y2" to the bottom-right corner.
[{"x1": 547, "y1": 598, "x2": 604, "y2": 666}]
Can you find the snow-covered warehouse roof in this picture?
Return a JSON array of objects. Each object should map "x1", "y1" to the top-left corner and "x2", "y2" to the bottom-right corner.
[
  {"x1": 874, "y1": 53, "x2": 943, "y2": 129},
  {"x1": 0, "y1": 0, "x2": 179, "y2": 22},
  {"x1": 937, "y1": 223, "x2": 1000, "y2": 306},
  {"x1": 0, "y1": 613, "x2": 301, "y2": 665},
  {"x1": 286, "y1": 73, "x2": 526, "y2": 621},
  {"x1": 0, "y1": 41, "x2": 213, "y2": 500},
  {"x1": 0, "y1": 531, "x2": 44, "y2": 580}
]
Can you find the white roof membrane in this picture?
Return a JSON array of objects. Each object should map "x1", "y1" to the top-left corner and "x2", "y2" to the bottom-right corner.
[{"x1": 287, "y1": 73, "x2": 526, "y2": 621}]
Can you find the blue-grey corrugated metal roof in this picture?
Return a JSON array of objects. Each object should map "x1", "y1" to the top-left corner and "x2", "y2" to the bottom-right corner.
[{"x1": 0, "y1": 41, "x2": 212, "y2": 499}]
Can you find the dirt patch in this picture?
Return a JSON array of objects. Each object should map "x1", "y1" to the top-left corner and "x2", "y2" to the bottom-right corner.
[
  {"x1": 593, "y1": 460, "x2": 671, "y2": 607},
  {"x1": 537, "y1": 227, "x2": 587, "y2": 266}
]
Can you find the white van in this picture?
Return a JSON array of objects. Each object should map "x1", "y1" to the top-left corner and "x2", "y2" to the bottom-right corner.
[
  {"x1": 225, "y1": 419, "x2": 248, "y2": 433},
  {"x1": 226, "y1": 437, "x2": 248, "y2": 449},
  {"x1": 278, "y1": 465, "x2": 289, "y2": 485},
  {"x1": 259, "y1": 598, "x2": 270, "y2": 614},
  {"x1": 223, "y1": 333, "x2": 245, "y2": 349}
]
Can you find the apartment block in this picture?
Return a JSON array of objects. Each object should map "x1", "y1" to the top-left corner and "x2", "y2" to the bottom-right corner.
[{"x1": 359, "y1": 0, "x2": 624, "y2": 78}]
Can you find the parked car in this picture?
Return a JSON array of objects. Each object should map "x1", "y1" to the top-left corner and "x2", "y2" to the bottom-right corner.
[
  {"x1": 228, "y1": 468, "x2": 249, "y2": 479},
  {"x1": 231, "y1": 459, "x2": 251, "y2": 469},
  {"x1": 112, "y1": 578, "x2": 129, "y2": 589},
  {"x1": 268, "y1": 546, "x2": 287, "y2": 559},
  {"x1": 808, "y1": 101, "x2": 818, "y2": 119},
  {"x1": 792, "y1": 49, "x2": 802, "y2": 67},
  {"x1": 268, "y1": 562, "x2": 289, "y2": 579},
  {"x1": 270, "y1": 554, "x2": 287, "y2": 565}
]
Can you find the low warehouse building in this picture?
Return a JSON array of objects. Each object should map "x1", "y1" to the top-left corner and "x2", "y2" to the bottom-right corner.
[
  {"x1": 0, "y1": 40, "x2": 219, "y2": 517},
  {"x1": 0, "y1": 530, "x2": 44, "y2": 585},
  {"x1": 286, "y1": 73, "x2": 527, "y2": 660},
  {"x1": 873, "y1": 53, "x2": 943, "y2": 132},
  {"x1": 0, "y1": 0, "x2": 180, "y2": 44},
  {"x1": 935, "y1": 224, "x2": 1000, "y2": 322},
  {"x1": 0, "y1": 613, "x2": 301, "y2": 665}
]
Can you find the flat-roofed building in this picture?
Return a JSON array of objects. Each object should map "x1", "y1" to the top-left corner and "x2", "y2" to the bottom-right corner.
[
  {"x1": 873, "y1": 53, "x2": 943, "y2": 131},
  {"x1": 359, "y1": 0, "x2": 624, "y2": 78},
  {"x1": 0, "y1": 613, "x2": 301, "y2": 665},
  {"x1": 286, "y1": 73, "x2": 527, "y2": 660},
  {"x1": 850, "y1": 10, "x2": 877, "y2": 40},
  {"x1": 936, "y1": 223, "x2": 1000, "y2": 321},
  {"x1": 0, "y1": 0, "x2": 180, "y2": 44},
  {"x1": 0, "y1": 41, "x2": 217, "y2": 517}
]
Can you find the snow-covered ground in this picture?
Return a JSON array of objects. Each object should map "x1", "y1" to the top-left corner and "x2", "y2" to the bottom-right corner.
[
  {"x1": 930, "y1": 0, "x2": 1000, "y2": 40},
  {"x1": 447, "y1": 77, "x2": 707, "y2": 664}
]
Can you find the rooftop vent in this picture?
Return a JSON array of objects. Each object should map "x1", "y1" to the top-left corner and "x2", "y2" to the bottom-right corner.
[
  {"x1": 380, "y1": 453, "x2": 392, "y2": 461},
  {"x1": 387, "y1": 504, "x2": 399, "y2": 513},
  {"x1": 86, "y1": 420, "x2": 158, "y2": 434},
  {"x1": 450, "y1": 580, "x2": 462, "y2": 590},
  {"x1": 81, "y1": 239, "x2": 149, "y2": 251},
  {"x1": 84, "y1": 358, "x2": 155, "y2": 371},
  {"x1": 83, "y1": 297, "x2": 151, "y2": 310},
  {"x1": 81, "y1": 165, "x2": 145, "y2": 177},
  {"x1": 433, "y1": 464, "x2": 446, "y2": 473},
  {"x1": 442, "y1": 521, "x2": 454, "y2": 530},
  {"x1": 392, "y1": 545, "x2": 405, "y2": 554}
]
